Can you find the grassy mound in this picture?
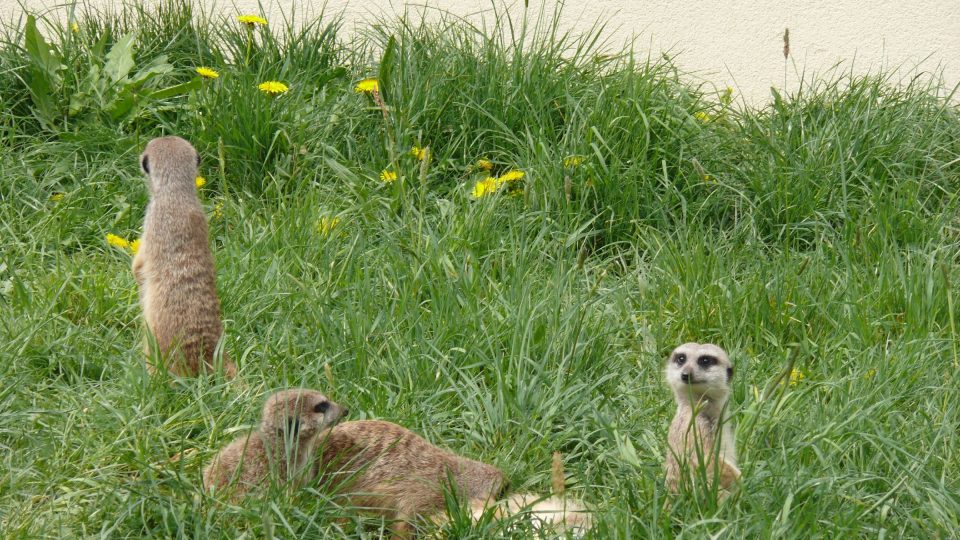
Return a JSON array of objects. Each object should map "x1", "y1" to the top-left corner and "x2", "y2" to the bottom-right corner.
[{"x1": 1, "y1": 1, "x2": 958, "y2": 537}]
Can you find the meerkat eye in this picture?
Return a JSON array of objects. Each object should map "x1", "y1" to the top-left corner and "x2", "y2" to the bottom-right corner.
[
  {"x1": 697, "y1": 355, "x2": 718, "y2": 368},
  {"x1": 674, "y1": 353, "x2": 686, "y2": 365},
  {"x1": 314, "y1": 401, "x2": 329, "y2": 414},
  {"x1": 140, "y1": 155, "x2": 150, "y2": 174}
]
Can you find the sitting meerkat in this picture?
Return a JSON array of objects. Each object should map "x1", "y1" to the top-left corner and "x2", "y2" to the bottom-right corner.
[
  {"x1": 203, "y1": 389, "x2": 347, "y2": 500},
  {"x1": 315, "y1": 420, "x2": 590, "y2": 538},
  {"x1": 133, "y1": 136, "x2": 236, "y2": 378},
  {"x1": 664, "y1": 342, "x2": 741, "y2": 498}
]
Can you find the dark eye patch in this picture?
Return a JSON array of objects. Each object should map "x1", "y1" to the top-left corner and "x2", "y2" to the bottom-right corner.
[
  {"x1": 697, "y1": 355, "x2": 718, "y2": 368},
  {"x1": 314, "y1": 401, "x2": 329, "y2": 414},
  {"x1": 674, "y1": 353, "x2": 687, "y2": 365}
]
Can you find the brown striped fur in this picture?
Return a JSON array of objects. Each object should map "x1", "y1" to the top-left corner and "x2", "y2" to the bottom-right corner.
[
  {"x1": 314, "y1": 420, "x2": 504, "y2": 537},
  {"x1": 203, "y1": 389, "x2": 347, "y2": 500},
  {"x1": 133, "y1": 136, "x2": 235, "y2": 378},
  {"x1": 314, "y1": 420, "x2": 590, "y2": 537}
]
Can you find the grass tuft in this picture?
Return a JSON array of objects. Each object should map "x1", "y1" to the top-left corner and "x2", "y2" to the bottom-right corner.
[{"x1": 1, "y1": 1, "x2": 958, "y2": 537}]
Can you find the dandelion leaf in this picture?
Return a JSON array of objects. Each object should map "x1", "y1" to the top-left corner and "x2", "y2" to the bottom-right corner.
[
  {"x1": 378, "y1": 35, "x2": 397, "y2": 96},
  {"x1": 104, "y1": 31, "x2": 137, "y2": 83},
  {"x1": 23, "y1": 14, "x2": 63, "y2": 126}
]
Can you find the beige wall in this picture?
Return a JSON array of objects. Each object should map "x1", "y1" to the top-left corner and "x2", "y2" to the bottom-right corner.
[{"x1": 6, "y1": 1, "x2": 960, "y2": 104}]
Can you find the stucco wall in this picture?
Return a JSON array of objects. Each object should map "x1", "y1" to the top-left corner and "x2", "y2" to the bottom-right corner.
[{"x1": 6, "y1": 1, "x2": 959, "y2": 104}]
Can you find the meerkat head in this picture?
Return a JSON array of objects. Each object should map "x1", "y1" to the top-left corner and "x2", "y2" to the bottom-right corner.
[
  {"x1": 665, "y1": 342, "x2": 733, "y2": 403},
  {"x1": 260, "y1": 389, "x2": 347, "y2": 443},
  {"x1": 139, "y1": 136, "x2": 201, "y2": 190}
]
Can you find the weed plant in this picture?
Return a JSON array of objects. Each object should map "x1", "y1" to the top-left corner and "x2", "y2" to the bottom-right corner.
[{"x1": 1, "y1": 1, "x2": 959, "y2": 537}]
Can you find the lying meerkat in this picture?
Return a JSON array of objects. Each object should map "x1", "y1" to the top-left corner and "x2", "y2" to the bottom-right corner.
[
  {"x1": 315, "y1": 420, "x2": 590, "y2": 538},
  {"x1": 133, "y1": 136, "x2": 236, "y2": 378},
  {"x1": 203, "y1": 389, "x2": 347, "y2": 500},
  {"x1": 664, "y1": 342, "x2": 741, "y2": 498}
]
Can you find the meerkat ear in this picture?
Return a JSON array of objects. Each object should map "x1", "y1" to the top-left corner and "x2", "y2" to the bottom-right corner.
[
  {"x1": 140, "y1": 155, "x2": 150, "y2": 174},
  {"x1": 727, "y1": 367, "x2": 734, "y2": 381},
  {"x1": 195, "y1": 152, "x2": 201, "y2": 167}
]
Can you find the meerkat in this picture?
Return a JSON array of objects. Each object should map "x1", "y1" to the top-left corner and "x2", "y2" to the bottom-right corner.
[
  {"x1": 203, "y1": 388, "x2": 347, "y2": 500},
  {"x1": 664, "y1": 342, "x2": 741, "y2": 498},
  {"x1": 133, "y1": 136, "x2": 236, "y2": 378},
  {"x1": 314, "y1": 420, "x2": 590, "y2": 538}
]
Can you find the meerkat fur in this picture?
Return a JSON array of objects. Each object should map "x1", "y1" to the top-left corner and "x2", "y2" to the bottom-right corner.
[
  {"x1": 664, "y1": 342, "x2": 741, "y2": 498},
  {"x1": 203, "y1": 389, "x2": 347, "y2": 501},
  {"x1": 133, "y1": 136, "x2": 235, "y2": 378},
  {"x1": 314, "y1": 420, "x2": 590, "y2": 538}
]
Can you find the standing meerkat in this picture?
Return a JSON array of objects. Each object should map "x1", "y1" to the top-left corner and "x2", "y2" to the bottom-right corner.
[
  {"x1": 133, "y1": 136, "x2": 236, "y2": 378},
  {"x1": 203, "y1": 388, "x2": 347, "y2": 500},
  {"x1": 314, "y1": 420, "x2": 590, "y2": 538},
  {"x1": 664, "y1": 342, "x2": 741, "y2": 498}
]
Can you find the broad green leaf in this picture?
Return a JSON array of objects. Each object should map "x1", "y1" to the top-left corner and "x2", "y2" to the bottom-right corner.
[
  {"x1": 23, "y1": 15, "x2": 62, "y2": 126},
  {"x1": 104, "y1": 32, "x2": 137, "y2": 83},
  {"x1": 106, "y1": 92, "x2": 136, "y2": 120},
  {"x1": 24, "y1": 14, "x2": 62, "y2": 79},
  {"x1": 127, "y1": 55, "x2": 173, "y2": 87},
  {"x1": 148, "y1": 78, "x2": 202, "y2": 100},
  {"x1": 378, "y1": 35, "x2": 397, "y2": 97}
]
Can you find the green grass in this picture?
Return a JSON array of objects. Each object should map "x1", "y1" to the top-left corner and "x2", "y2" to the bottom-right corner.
[{"x1": 2, "y1": 1, "x2": 959, "y2": 537}]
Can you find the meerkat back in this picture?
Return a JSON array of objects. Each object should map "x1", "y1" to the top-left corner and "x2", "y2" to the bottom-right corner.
[
  {"x1": 314, "y1": 420, "x2": 506, "y2": 526},
  {"x1": 134, "y1": 136, "x2": 236, "y2": 378}
]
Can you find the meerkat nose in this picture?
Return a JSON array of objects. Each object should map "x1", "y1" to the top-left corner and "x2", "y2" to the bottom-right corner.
[{"x1": 681, "y1": 373, "x2": 692, "y2": 384}]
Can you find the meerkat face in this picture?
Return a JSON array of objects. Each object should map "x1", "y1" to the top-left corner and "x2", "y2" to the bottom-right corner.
[
  {"x1": 139, "y1": 136, "x2": 201, "y2": 185},
  {"x1": 665, "y1": 343, "x2": 733, "y2": 401},
  {"x1": 262, "y1": 389, "x2": 348, "y2": 441}
]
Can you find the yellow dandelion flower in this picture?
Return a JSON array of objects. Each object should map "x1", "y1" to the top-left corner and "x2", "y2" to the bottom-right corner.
[
  {"x1": 130, "y1": 238, "x2": 142, "y2": 255},
  {"x1": 195, "y1": 67, "x2": 220, "y2": 80},
  {"x1": 318, "y1": 216, "x2": 341, "y2": 236},
  {"x1": 237, "y1": 14, "x2": 268, "y2": 26},
  {"x1": 212, "y1": 202, "x2": 224, "y2": 219},
  {"x1": 694, "y1": 111, "x2": 712, "y2": 123},
  {"x1": 563, "y1": 155, "x2": 584, "y2": 168},
  {"x1": 354, "y1": 78, "x2": 379, "y2": 93},
  {"x1": 106, "y1": 234, "x2": 130, "y2": 250},
  {"x1": 475, "y1": 159, "x2": 493, "y2": 171},
  {"x1": 380, "y1": 170, "x2": 398, "y2": 183},
  {"x1": 258, "y1": 81, "x2": 289, "y2": 96},
  {"x1": 49, "y1": 192, "x2": 65, "y2": 202},
  {"x1": 788, "y1": 368, "x2": 805, "y2": 386},
  {"x1": 497, "y1": 170, "x2": 525, "y2": 183},
  {"x1": 471, "y1": 177, "x2": 498, "y2": 199},
  {"x1": 70, "y1": 22, "x2": 79, "y2": 33},
  {"x1": 410, "y1": 146, "x2": 426, "y2": 161},
  {"x1": 195, "y1": 176, "x2": 206, "y2": 188}
]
